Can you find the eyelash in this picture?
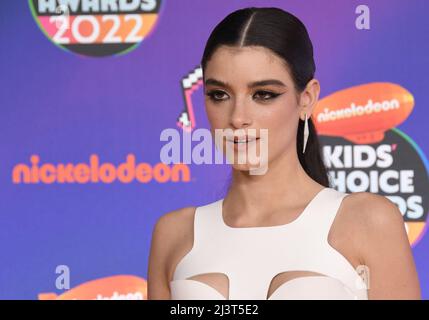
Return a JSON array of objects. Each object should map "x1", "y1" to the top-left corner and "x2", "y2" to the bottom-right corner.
[{"x1": 205, "y1": 90, "x2": 282, "y2": 102}]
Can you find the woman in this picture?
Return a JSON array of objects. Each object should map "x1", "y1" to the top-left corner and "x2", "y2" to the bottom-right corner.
[{"x1": 147, "y1": 7, "x2": 421, "y2": 300}]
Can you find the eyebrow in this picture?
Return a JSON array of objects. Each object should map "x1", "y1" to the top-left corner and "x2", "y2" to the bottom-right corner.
[{"x1": 204, "y1": 78, "x2": 287, "y2": 89}]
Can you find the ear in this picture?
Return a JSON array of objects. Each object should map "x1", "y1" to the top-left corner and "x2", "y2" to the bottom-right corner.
[{"x1": 298, "y1": 79, "x2": 320, "y2": 120}]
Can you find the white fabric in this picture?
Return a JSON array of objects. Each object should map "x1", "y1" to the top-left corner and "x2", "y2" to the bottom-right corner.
[{"x1": 169, "y1": 187, "x2": 368, "y2": 300}]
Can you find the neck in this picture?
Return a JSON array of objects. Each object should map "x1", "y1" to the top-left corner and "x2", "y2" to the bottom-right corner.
[{"x1": 224, "y1": 147, "x2": 325, "y2": 222}]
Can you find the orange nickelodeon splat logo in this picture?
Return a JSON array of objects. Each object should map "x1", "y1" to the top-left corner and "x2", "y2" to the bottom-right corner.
[
  {"x1": 314, "y1": 82, "x2": 414, "y2": 144},
  {"x1": 38, "y1": 275, "x2": 147, "y2": 300}
]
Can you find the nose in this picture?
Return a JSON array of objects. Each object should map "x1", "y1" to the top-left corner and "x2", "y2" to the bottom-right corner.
[{"x1": 229, "y1": 99, "x2": 252, "y2": 129}]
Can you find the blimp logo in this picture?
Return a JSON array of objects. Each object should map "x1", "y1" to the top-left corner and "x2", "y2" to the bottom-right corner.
[
  {"x1": 314, "y1": 82, "x2": 414, "y2": 144},
  {"x1": 38, "y1": 275, "x2": 147, "y2": 300}
]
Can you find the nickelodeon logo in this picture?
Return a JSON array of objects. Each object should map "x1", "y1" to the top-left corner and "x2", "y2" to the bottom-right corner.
[
  {"x1": 12, "y1": 154, "x2": 191, "y2": 184},
  {"x1": 317, "y1": 98, "x2": 400, "y2": 122},
  {"x1": 313, "y1": 82, "x2": 428, "y2": 246},
  {"x1": 29, "y1": 0, "x2": 164, "y2": 57},
  {"x1": 38, "y1": 275, "x2": 147, "y2": 300},
  {"x1": 314, "y1": 82, "x2": 414, "y2": 144}
]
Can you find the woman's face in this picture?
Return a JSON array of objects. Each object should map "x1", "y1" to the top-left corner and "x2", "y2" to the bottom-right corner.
[{"x1": 203, "y1": 45, "x2": 315, "y2": 173}]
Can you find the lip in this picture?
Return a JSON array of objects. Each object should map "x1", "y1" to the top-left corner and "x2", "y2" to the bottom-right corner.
[{"x1": 226, "y1": 137, "x2": 260, "y2": 143}]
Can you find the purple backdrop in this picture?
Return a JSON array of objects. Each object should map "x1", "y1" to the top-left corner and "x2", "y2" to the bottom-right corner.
[{"x1": 0, "y1": 0, "x2": 428, "y2": 299}]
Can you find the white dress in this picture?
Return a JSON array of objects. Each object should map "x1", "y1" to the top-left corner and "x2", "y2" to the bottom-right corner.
[{"x1": 169, "y1": 187, "x2": 368, "y2": 300}]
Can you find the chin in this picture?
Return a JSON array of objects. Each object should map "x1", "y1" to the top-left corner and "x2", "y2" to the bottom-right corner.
[
  {"x1": 231, "y1": 163, "x2": 253, "y2": 171},
  {"x1": 230, "y1": 161, "x2": 266, "y2": 173}
]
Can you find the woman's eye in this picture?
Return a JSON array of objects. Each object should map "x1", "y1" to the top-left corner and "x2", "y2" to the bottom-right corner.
[
  {"x1": 205, "y1": 90, "x2": 281, "y2": 102},
  {"x1": 253, "y1": 90, "x2": 281, "y2": 100},
  {"x1": 205, "y1": 90, "x2": 228, "y2": 102}
]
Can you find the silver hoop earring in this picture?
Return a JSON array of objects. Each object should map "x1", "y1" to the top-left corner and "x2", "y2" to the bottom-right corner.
[{"x1": 302, "y1": 112, "x2": 309, "y2": 154}]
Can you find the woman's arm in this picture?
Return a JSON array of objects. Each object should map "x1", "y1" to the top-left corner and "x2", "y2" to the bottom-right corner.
[
  {"x1": 357, "y1": 193, "x2": 421, "y2": 299},
  {"x1": 147, "y1": 213, "x2": 173, "y2": 300}
]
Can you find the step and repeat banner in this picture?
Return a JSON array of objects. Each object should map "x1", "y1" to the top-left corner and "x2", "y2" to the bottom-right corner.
[{"x1": 0, "y1": 0, "x2": 428, "y2": 299}]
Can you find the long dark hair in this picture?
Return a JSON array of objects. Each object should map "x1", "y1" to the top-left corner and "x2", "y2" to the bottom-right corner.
[{"x1": 201, "y1": 7, "x2": 330, "y2": 187}]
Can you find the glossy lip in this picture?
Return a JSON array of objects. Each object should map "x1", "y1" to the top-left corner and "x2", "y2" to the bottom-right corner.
[
  {"x1": 226, "y1": 137, "x2": 260, "y2": 152},
  {"x1": 226, "y1": 137, "x2": 260, "y2": 143}
]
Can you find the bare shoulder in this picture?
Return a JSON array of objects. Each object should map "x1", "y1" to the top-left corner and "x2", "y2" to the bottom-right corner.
[
  {"x1": 150, "y1": 205, "x2": 197, "y2": 267},
  {"x1": 339, "y1": 191, "x2": 406, "y2": 237},
  {"x1": 154, "y1": 206, "x2": 197, "y2": 241},
  {"x1": 329, "y1": 191, "x2": 406, "y2": 267},
  {"x1": 147, "y1": 206, "x2": 197, "y2": 300},
  {"x1": 334, "y1": 191, "x2": 421, "y2": 299}
]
